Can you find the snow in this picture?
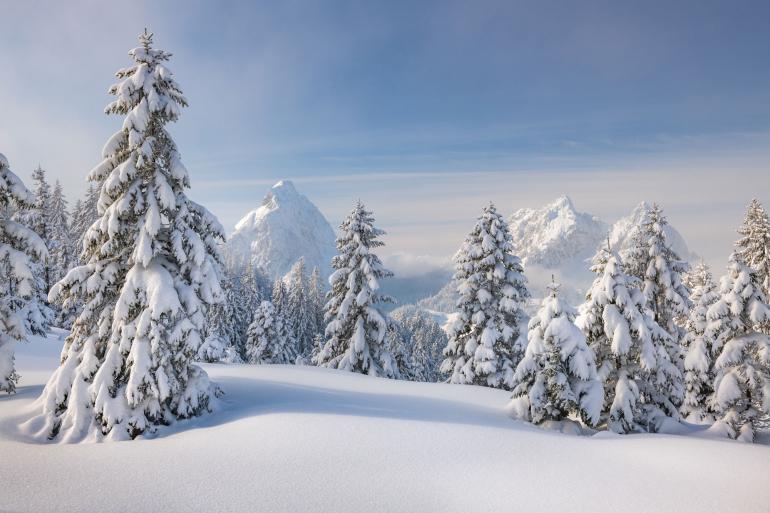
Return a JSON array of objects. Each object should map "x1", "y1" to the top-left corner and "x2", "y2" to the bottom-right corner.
[
  {"x1": 0, "y1": 332, "x2": 770, "y2": 513},
  {"x1": 2, "y1": 333, "x2": 769, "y2": 513},
  {"x1": 224, "y1": 180, "x2": 337, "y2": 281}
]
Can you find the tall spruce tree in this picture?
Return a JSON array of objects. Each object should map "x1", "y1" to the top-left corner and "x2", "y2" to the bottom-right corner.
[
  {"x1": 307, "y1": 266, "x2": 326, "y2": 341},
  {"x1": 70, "y1": 184, "x2": 101, "y2": 262},
  {"x1": 707, "y1": 255, "x2": 770, "y2": 442},
  {"x1": 48, "y1": 181, "x2": 77, "y2": 327},
  {"x1": 13, "y1": 166, "x2": 54, "y2": 329},
  {"x1": 641, "y1": 205, "x2": 691, "y2": 339},
  {"x1": 245, "y1": 300, "x2": 297, "y2": 364},
  {"x1": 735, "y1": 199, "x2": 770, "y2": 298},
  {"x1": 286, "y1": 258, "x2": 315, "y2": 358},
  {"x1": 48, "y1": 181, "x2": 75, "y2": 282},
  {"x1": 0, "y1": 154, "x2": 48, "y2": 393},
  {"x1": 390, "y1": 305, "x2": 447, "y2": 382},
  {"x1": 440, "y1": 203, "x2": 529, "y2": 389},
  {"x1": 577, "y1": 248, "x2": 682, "y2": 433},
  {"x1": 313, "y1": 201, "x2": 397, "y2": 377},
  {"x1": 27, "y1": 166, "x2": 54, "y2": 293},
  {"x1": 509, "y1": 279, "x2": 602, "y2": 426},
  {"x1": 35, "y1": 31, "x2": 224, "y2": 441},
  {"x1": 681, "y1": 262, "x2": 719, "y2": 422}
]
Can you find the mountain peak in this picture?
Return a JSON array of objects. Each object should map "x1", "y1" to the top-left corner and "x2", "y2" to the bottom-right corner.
[
  {"x1": 273, "y1": 179, "x2": 297, "y2": 193},
  {"x1": 509, "y1": 197, "x2": 608, "y2": 268},
  {"x1": 550, "y1": 195, "x2": 575, "y2": 210},
  {"x1": 225, "y1": 181, "x2": 336, "y2": 281}
]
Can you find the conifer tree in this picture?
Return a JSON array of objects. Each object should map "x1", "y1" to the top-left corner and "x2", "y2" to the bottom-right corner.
[
  {"x1": 48, "y1": 181, "x2": 77, "y2": 327},
  {"x1": 70, "y1": 184, "x2": 101, "y2": 261},
  {"x1": 384, "y1": 323, "x2": 411, "y2": 380},
  {"x1": 623, "y1": 205, "x2": 691, "y2": 365},
  {"x1": 13, "y1": 166, "x2": 54, "y2": 328},
  {"x1": 307, "y1": 266, "x2": 326, "y2": 340},
  {"x1": 681, "y1": 262, "x2": 719, "y2": 422},
  {"x1": 440, "y1": 203, "x2": 529, "y2": 389},
  {"x1": 25, "y1": 166, "x2": 54, "y2": 292},
  {"x1": 642, "y1": 205, "x2": 691, "y2": 329},
  {"x1": 286, "y1": 258, "x2": 315, "y2": 357},
  {"x1": 510, "y1": 279, "x2": 602, "y2": 426},
  {"x1": 229, "y1": 272, "x2": 255, "y2": 356},
  {"x1": 245, "y1": 300, "x2": 296, "y2": 364},
  {"x1": 36, "y1": 31, "x2": 224, "y2": 441},
  {"x1": 48, "y1": 181, "x2": 75, "y2": 282},
  {"x1": 314, "y1": 201, "x2": 397, "y2": 377},
  {"x1": 0, "y1": 154, "x2": 48, "y2": 393},
  {"x1": 390, "y1": 305, "x2": 447, "y2": 382},
  {"x1": 707, "y1": 255, "x2": 770, "y2": 441},
  {"x1": 735, "y1": 199, "x2": 770, "y2": 297},
  {"x1": 199, "y1": 277, "x2": 242, "y2": 364},
  {"x1": 577, "y1": 248, "x2": 682, "y2": 433},
  {"x1": 271, "y1": 278, "x2": 288, "y2": 315}
]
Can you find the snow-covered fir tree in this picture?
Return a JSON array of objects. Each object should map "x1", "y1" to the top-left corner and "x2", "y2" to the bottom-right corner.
[
  {"x1": 313, "y1": 201, "x2": 397, "y2": 377},
  {"x1": 389, "y1": 305, "x2": 447, "y2": 382},
  {"x1": 681, "y1": 262, "x2": 719, "y2": 422},
  {"x1": 24, "y1": 166, "x2": 54, "y2": 292},
  {"x1": 48, "y1": 181, "x2": 77, "y2": 327},
  {"x1": 0, "y1": 154, "x2": 48, "y2": 393},
  {"x1": 307, "y1": 266, "x2": 326, "y2": 341},
  {"x1": 577, "y1": 248, "x2": 682, "y2": 433},
  {"x1": 245, "y1": 300, "x2": 297, "y2": 364},
  {"x1": 707, "y1": 254, "x2": 770, "y2": 442},
  {"x1": 13, "y1": 166, "x2": 54, "y2": 329},
  {"x1": 271, "y1": 278, "x2": 288, "y2": 315},
  {"x1": 623, "y1": 204, "x2": 691, "y2": 346},
  {"x1": 639, "y1": 205, "x2": 691, "y2": 359},
  {"x1": 198, "y1": 277, "x2": 243, "y2": 364},
  {"x1": 35, "y1": 31, "x2": 224, "y2": 441},
  {"x1": 384, "y1": 323, "x2": 412, "y2": 379},
  {"x1": 48, "y1": 180, "x2": 75, "y2": 283},
  {"x1": 70, "y1": 184, "x2": 100, "y2": 261},
  {"x1": 735, "y1": 199, "x2": 770, "y2": 297},
  {"x1": 440, "y1": 202, "x2": 530, "y2": 389},
  {"x1": 286, "y1": 258, "x2": 316, "y2": 357},
  {"x1": 509, "y1": 279, "x2": 602, "y2": 426}
]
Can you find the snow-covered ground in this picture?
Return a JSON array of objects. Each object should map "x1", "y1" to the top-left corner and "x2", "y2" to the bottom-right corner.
[{"x1": 1, "y1": 333, "x2": 769, "y2": 513}]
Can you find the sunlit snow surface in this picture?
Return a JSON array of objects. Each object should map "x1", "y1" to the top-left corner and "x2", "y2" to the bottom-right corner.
[{"x1": 1, "y1": 332, "x2": 769, "y2": 513}]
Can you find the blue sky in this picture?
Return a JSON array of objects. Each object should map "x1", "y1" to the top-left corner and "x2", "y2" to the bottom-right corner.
[{"x1": 2, "y1": 0, "x2": 769, "y2": 271}]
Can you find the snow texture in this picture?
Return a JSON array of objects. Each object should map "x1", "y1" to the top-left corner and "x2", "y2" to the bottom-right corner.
[{"x1": 1, "y1": 334, "x2": 769, "y2": 513}]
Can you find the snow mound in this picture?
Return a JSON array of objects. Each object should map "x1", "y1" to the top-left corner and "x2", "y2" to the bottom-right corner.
[
  {"x1": 223, "y1": 180, "x2": 336, "y2": 280},
  {"x1": 509, "y1": 195, "x2": 609, "y2": 268}
]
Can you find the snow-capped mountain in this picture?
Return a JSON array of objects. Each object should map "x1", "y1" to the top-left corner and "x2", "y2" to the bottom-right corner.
[
  {"x1": 223, "y1": 180, "x2": 337, "y2": 281},
  {"x1": 509, "y1": 195, "x2": 609, "y2": 268}
]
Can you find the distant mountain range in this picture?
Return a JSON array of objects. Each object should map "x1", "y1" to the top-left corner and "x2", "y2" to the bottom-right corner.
[{"x1": 223, "y1": 183, "x2": 696, "y2": 318}]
